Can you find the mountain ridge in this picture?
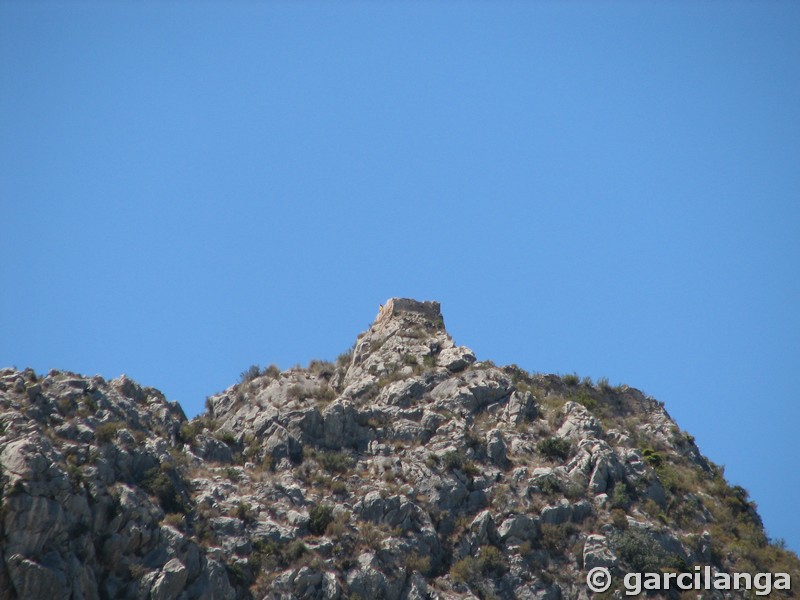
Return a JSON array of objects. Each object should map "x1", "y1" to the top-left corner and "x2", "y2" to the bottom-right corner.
[{"x1": 1, "y1": 298, "x2": 797, "y2": 599}]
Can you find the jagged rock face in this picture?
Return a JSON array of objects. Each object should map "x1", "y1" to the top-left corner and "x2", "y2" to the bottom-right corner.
[
  {"x1": 1, "y1": 298, "x2": 797, "y2": 600},
  {"x1": 0, "y1": 369, "x2": 234, "y2": 600}
]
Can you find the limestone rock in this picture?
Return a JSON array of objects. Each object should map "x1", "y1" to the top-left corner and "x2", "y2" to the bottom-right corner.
[
  {"x1": 486, "y1": 428, "x2": 509, "y2": 467},
  {"x1": 0, "y1": 300, "x2": 795, "y2": 600},
  {"x1": 437, "y1": 346, "x2": 476, "y2": 372},
  {"x1": 557, "y1": 401, "x2": 603, "y2": 440},
  {"x1": 583, "y1": 535, "x2": 617, "y2": 569},
  {"x1": 498, "y1": 514, "x2": 538, "y2": 543},
  {"x1": 150, "y1": 558, "x2": 188, "y2": 600},
  {"x1": 7, "y1": 553, "x2": 70, "y2": 600}
]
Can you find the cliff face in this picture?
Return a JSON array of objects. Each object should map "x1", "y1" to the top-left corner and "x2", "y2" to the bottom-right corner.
[{"x1": 1, "y1": 298, "x2": 797, "y2": 600}]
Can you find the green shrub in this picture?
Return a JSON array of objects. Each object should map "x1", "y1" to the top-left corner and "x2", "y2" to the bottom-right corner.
[
  {"x1": 359, "y1": 522, "x2": 386, "y2": 551},
  {"x1": 142, "y1": 468, "x2": 184, "y2": 514},
  {"x1": 642, "y1": 448, "x2": 663, "y2": 468},
  {"x1": 324, "y1": 510, "x2": 350, "y2": 539},
  {"x1": 641, "y1": 449, "x2": 691, "y2": 494},
  {"x1": 317, "y1": 451, "x2": 353, "y2": 474},
  {"x1": 611, "y1": 508, "x2": 629, "y2": 530},
  {"x1": 312, "y1": 385, "x2": 336, "y2": 404},
  {"x1": 56, "y1": 396, "x2": 74, "y2": 415},
  {"x1": 478, "y1": 546, "x2": 507, "y2": 576},
  {"x1": 537, "y1": 437, "x2": 571, "y2": 461},
  {"x1": 562, "y1": 373, "x2": 580, "y2": 386},
  {"x1": 613, "y1": 528, "x2": 667, "y2": 573},
  {"x1": 178, "y1": 421, "x2": 202, "y2": 444},
  {"x1": 163, "y1": 513, "x2": 185, "y2": 529},
  {"x1": 330, "y1": 480, "x2": 348, "y2": 496},
  {"x1": 67, "y1": 464, "x2": 83, "y2": 489},
  {"x1": 128, "y1": 562, "x2": 148, "y2": 580},
  {"x1": 309, "y1": 504, "x2": 334, "y2": 535},
  {"x1": 227, "y1": 563, "x2": 250, "y2": 588},
  {"x1": 450, "y1": 556, "x2": 481, "y2": 585},
  {"x1": 571, "y1": 390, "x2": 597, "y2": 410},
  {"x1": 252, "y1": 539, "x2": 307, "y2": 569},
  {"x1": 336, "y1": 348, "x2": 354, "y2": 368},
  {"x1": 287, "y1": 384, "x2": 304, "y2": 400},
  {"x1": 610, "y1": 482, "x2": 632, "y2": 509},
  {"x1": 215, "y1": 430, "x2": 237, "y2": 446},
  {"x1": 284, "y1": 539, "x2": 307, "y2": 563},
  {"x1": 539, "y1": 523, "x2": 576, "y2": 554},
  {"x1": 442, "y1": 450, "x2": 465, "y2": 471},
  {"x1": 80, "y1": 393, "x2": 98, "y2": 412},
  {"x1": 308, "y1": 359, "x2": 334, "y2": 374},
  {"x1": 724, "y1": 485, "x2": 757, "y2": 518},
  {"x1": 404, "y1": 552, "x2": 431, "y2": 575},
  {"x1": 239, "y1": 365, "x2": 261, "y2": 383},
  {"x1": 450, "y1": 547, "x2": 507, "y2": 585},
  {"x1": 537, "y1": 475, "x2": 584, "y2": 500},
  {"x1": 538, "y1": 476, "x2": 561, "y2": 496},
  {"x1": 95, "y1": 421, "x2": 122, "y2": 444},
  {"x1": 770, "y1": 537, "x2": 788, "y2": 550},
  {"x1": 401, "y1": 354, "x2": 418, "y2": 367},
  {"x1": 376, "y1": 370, "x2": 405, "y2": 388},
  {"x1": 234, "y1": 501, "x2": 255, "y2": 525}
]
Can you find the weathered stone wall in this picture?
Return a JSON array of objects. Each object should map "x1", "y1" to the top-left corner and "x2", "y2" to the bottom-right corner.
[{"x1": 376, "y1": 298, "x2": 442, "y2": 324}]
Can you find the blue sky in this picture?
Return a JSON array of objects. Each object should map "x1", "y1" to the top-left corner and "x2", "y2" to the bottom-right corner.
[{"x1": 2, "y1": 2, "x2": 799, "y2": 551}]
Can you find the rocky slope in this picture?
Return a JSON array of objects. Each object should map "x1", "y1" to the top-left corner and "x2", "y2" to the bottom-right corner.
[{"x1": 1, "y1": 298, "x2": 797, "y2": 599}]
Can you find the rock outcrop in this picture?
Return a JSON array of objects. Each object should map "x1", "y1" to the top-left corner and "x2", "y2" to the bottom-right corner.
[{"x1": 0, "y1": 298, "x2": 797, "y2": 599}]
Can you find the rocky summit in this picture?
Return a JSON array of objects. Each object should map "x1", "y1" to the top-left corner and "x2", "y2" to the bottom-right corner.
[{"x1": 1, "y1": 298, "x2": 797, "y2": 600}]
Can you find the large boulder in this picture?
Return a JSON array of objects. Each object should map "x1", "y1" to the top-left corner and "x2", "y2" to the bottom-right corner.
[{"x1": 583, "y1": 535, "x2": 617, "y2": 569}]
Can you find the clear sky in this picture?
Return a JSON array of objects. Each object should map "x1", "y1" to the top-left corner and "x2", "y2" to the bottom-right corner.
[{"x1": 2, "y1": 2, "x2": 799, "y2": 552}]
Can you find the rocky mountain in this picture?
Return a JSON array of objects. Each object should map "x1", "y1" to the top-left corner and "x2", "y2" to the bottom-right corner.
[{"x1": 1, "y1": 298, "x2": 797, "y2": 599}]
